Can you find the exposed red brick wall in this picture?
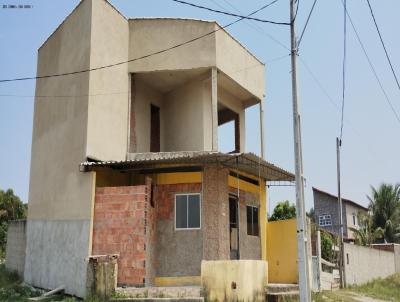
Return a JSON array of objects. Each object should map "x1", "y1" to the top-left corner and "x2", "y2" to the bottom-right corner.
[{"x1": 92, "y1": 185, "x2": 149, "y2": 286}]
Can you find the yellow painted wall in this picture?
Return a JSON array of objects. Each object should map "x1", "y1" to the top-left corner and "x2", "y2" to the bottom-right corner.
[
  {"x1": 155, "y1": 172, "x2": 202, "y2": 184},
  {"x1": 154, "y1": 276, "x2": 201, "y2": 286},
  {"x1": 266, "y1": 218, "x2": 298, "y2": 284}
]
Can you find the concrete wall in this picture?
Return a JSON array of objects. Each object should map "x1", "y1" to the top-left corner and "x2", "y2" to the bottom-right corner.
[
  {"x1": 164, "y1": 80, "x2": 207, "y2": 151},
  {"x1": 313, "y1": 190, "x2": 345, "y2": 237},
  {"x1": 233, "y1": 187, "x2": 261, "y2": 260},
  {"x1": 26, "y1": 0, "x2": 95, "y2": 297},
  {"x1": 343, "y1": 243, "x2": 396, "y2": 286},
  {"x1": 266, "y1": 219, "x2": 298, "y2": 284},
  {"x1": 215, "y1": 24, "x2": 264, "y2": 100},
  {"x1": 155, "y1": 183, "x2": 203, "y2": 277},
  {"x1": 133, "y1": 79, "x2": 165, "y2": 153},
  {"x1": 344, "y1": 203, "x2": 360, "y2": 240},
  {"x1": 128, "y1": 19, "x2": 216, "y2": 73},
  {"x1": 201, "y1": 260, "x2": 267, "y2": 302},
  {"x1": 202, "y1": 165, "x2": 230, "y2": 260},
  {"x1": 86, "y1": 0, "x2": 129, "y2": 161},
  {"x1": 5, "y1": 220, "x2": 26, "y2": 276}
]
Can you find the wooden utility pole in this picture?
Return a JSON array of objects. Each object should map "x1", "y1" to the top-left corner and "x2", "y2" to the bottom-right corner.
[
  {"x1": 336, "y1": 137, "x2": 345, "y2": 288},
  {"x1": 290, "y1": 0, "x2": 311, "y2": 301}
]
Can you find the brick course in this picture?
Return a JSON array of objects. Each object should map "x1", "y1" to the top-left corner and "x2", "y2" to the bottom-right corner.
[{"x1": 92, "y1": 185, "x2": 149, "y2": 286}]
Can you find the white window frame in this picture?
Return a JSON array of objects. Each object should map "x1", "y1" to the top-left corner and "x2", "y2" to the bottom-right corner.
[
  {"x1": 175, "y1": 193, "x2": 201, "y2": 230},
  {"x1": 319, "y1": 214, "x2": 332, "y2": 227}
]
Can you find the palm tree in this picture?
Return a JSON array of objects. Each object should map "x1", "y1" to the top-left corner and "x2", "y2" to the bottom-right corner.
[
  {"x1": 367, "y1": 183, "x2": 400, "y2": 243},
  {"x1": 350, "y1": 212, "x2": 384, "y2": 246}
]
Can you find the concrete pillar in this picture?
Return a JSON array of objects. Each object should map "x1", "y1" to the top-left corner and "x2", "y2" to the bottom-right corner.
[{"x1": 211, "y1": 67, "x2": 218, "y2": 151}]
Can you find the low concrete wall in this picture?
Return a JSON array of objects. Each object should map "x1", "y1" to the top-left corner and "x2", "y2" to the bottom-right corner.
[
  {"x1": 5, "y1": 220, "x2": 27, "y2": 276},
  {"x1": 343, "y1": 243, "x2": 395, "y2": 286},
  {"x1": 201, "y1": 260, "x2": 267, "y2": 302}
]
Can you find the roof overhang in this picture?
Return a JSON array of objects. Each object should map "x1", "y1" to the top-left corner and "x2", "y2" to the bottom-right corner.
[{"x1": 80, "y1": 151, "x2": 294, "y2": 182}]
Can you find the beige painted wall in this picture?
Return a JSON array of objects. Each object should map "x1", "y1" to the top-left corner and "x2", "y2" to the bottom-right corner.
[
  {"x1": 86, "y1": 0, "x2": 129, "y2": 161},
  {"x1": 128, "y1": 19, "x2": 216, "y2": 73},
  {"x1": 344, "y1": 243, "x2": 395, "y2": 286},
  {"x1": 215, "y1": 24, "x2": 265, "y2": 100},
  {"x1": 164, "y1": 79, "x2": 207, "y2": 151},
  {"x1": 29, "y1": 0, "x2": 94, "y2": 221},
  {"x1": 134, "y1": 78, "x2": 165, "y2": 152},
  {"x1": 345, "y1": 203, "x2": 366, "y2": 240}
]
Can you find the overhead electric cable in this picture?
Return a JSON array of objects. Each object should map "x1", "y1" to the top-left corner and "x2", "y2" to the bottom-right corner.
[
  {"x1": 297, "y1": 0, "x2": 317, "y2": 49},
  {"x1": 340, "y1": 0, "x2": 400, "y2": 125},
  {"x1": 365, "y1": 0, "x2": 400, "y2": 91},
  {"x1": 339, "y1": 0, "x2": 347, "y2": 142},
  {"x1": 0, "y1": 0, "x2": 278, "y2": 84},
  {"x1": 171, "y1": 0, "x2": 290, "y2": 25},
  {"x1": 211, "y1": 0, "x2": 290, "y2": 51}
]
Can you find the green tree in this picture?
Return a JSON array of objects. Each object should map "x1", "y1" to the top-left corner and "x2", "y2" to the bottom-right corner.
[
  {"x1": 320, "y1": 231, "x2": 334, "y2": 261},
  {"x1": 368, "y1": 183, "x2": 400, "y2": 243},
  {"x1": 0, "y1": 189, "x2": 27, "y2": 257},
  {"x1": 350, "y1": 212, "x2": 384, "y2": 246},
  {"x1": 269, "y1": 200, "x2": 296, "y2": 221}
]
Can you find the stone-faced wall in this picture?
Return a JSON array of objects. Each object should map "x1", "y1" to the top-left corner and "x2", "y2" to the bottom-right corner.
[
  {"x1": 202, "y1": 165, "x2": 230, "y2": 260},
  {"x1": 229, "y1": 187, "x2": 261, "y2": 260},
  {"x1": 92, "y1": 184, "x2": 154, "y2": 286},
  {"x1": 155, "y1": 183, "x2": 203, "y2": 277}
]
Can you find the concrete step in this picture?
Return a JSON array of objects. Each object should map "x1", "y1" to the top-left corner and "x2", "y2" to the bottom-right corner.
[
  {"x1": 111, "y1": 298, "x2": 204, "y2": 302},
  {"x1": 265, "y1": 283, "x2": 299, "y2": 294},
  {"x1": 116, "y1": 286, "x2": 202, "y2": 299}
]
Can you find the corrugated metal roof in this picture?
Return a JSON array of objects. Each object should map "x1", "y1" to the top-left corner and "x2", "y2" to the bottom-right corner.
[{"x1": 80, "y1": 151, "x2": 294, "y2": 182}]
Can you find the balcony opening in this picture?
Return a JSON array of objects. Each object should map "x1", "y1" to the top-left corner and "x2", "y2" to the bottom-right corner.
[
  {"x1": 218, "y1": 106, "x2": 240, "y2": 153},
  {"x1": 150, "y1": 104, "x2": 160, "y2": 152}
]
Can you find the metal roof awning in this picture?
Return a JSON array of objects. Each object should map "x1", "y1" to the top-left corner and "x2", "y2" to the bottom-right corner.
[{"x1": 80, "y1": 151, "x2": 295, "y2": 182}]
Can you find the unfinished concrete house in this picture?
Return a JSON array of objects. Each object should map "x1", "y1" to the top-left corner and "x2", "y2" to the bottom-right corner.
[{"x1": 24, "y1": 0, "x2": 294, "y2": 298}]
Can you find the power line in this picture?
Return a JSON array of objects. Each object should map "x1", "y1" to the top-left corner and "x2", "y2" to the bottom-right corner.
[
  {"x1": 0, "y1": 0, "x2": 278, "y2": 84},
  {"x1": 171, "y1": 0, "x2": 290, "y2": 25},
  {"x1": 210, "y1": 0, "x2": 290, "y2": 51},
  {"x1": 341, "y1": 0, "x2": 400, "y2": 125},
  {"x1": 365, "y1": 0, "x2": 400, "y2": 91},
  {"x1": 297, "y1": 0, "x2": 318, "y2": 49},
  {"x1": 339, "y1": 0, "x2": 347, "y2": 142}
]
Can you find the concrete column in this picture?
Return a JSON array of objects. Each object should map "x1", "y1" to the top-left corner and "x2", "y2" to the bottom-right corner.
[
  {"x1": 259, "y1": 100, "x2": 265, "y2": 159},
  {"x1": 211, "y1": 67, "x2": 218, "y2": 151}
]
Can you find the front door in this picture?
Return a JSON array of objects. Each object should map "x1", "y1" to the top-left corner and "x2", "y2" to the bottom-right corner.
[{"x1": 229, "y1": 195, "x2": 239, "y2": 259}]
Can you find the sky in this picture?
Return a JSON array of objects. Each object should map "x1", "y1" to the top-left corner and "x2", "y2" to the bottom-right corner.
[{"x1": 0, "y1": 0, "x2": 399, "y2": 213}]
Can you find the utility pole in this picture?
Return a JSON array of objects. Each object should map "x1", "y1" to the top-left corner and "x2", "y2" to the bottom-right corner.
[
  {"x1": 290, "y1": 0, "x2": 311, "y2": 301},
  {"x1": 336, "y1": 137, "x2": 345, "y2": 288}
]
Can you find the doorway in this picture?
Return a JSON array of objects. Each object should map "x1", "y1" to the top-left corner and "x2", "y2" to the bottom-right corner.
[
  {"x1": 229, "y1": 195, "x2": 239, "y2": 259},
  {"x1": 150, "y1": 104, "x2": 160, "y2": 152}
]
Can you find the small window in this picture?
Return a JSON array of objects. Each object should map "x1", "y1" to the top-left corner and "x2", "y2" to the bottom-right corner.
[
  {"x1": 319, "y1": 214, "x2": 332, "y2": 226},
  {"x1": 352, "y1": 213, "x2": 357, "y2": 226},
  {"x1": 175, "y1": 194, "x2": 201, "y2": 230},
  {"x1": 246, "y1": 205, "x2": 259, "y2": 236}
]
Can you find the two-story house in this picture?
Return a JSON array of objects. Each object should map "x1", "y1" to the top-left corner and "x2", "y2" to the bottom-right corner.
[
  {"x1": 313, "y1": 187, "x2": 368, "y2": 241},
  {"x1": 24, "y1": 0, "x2": 294, "y2": 297}
]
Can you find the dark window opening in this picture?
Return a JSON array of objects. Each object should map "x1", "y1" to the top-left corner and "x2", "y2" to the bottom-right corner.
[
  {"x1": 229, "y1": 195, "x2": 239, "y2": 259},
  {"x1": 150, "y1": 104, "x2": 160, "y2": 152},
  {"x1": 175, "y1": 194, "x2": 201, "y2": 229},
  {"x1": 218, "y1": 106, "x2": 240, "y2": 153},
  {"x1": 246, "y1": 205, "x2": 259, "y2": 236}
]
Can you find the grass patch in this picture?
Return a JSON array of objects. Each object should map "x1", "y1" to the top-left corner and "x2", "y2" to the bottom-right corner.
[{"x1": 349, "y1": 273, "x2": 400, "y2": 301}]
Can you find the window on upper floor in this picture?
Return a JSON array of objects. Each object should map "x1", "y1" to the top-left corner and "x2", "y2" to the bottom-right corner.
[
  {"x1": 246, "y1": 205, "x2": 259, "y2": 236},
  {"x1": 319, "y1": 214, "x2": 332, "y2": 226},
  {"x1": 352, "y1": 213, "x2": 357, "y2": 226}
]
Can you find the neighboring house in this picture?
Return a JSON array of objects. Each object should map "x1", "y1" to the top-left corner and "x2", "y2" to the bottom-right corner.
[
  {"x1": 24, "y1": 0, "x2": 294, "y2": 297},
  {"x1": 313, "y1": 187, "x2": 368, "y2": 241}
]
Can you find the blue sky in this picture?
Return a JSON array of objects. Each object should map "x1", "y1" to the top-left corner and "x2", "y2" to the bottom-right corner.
[{"x1": 0, "y1": 0, "x2": 399, "y2": 212}]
